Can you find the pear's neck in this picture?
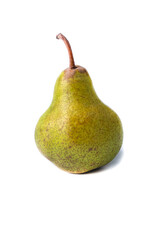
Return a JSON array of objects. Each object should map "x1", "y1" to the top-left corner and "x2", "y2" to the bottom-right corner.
[{"x1": 51, "y1": 70, "x2": 99, "y2": 107}]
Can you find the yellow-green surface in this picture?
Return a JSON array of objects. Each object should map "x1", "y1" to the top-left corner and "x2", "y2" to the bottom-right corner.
[{"x1": 35, "y1": 67, "x2": 123, "y2": 173}]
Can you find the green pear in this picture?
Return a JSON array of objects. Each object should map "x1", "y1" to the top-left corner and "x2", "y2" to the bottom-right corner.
[{"x1": 35, "y1": 33, "x2": 123, "y2": 173}]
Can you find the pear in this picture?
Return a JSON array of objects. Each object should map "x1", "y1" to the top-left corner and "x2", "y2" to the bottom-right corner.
[{"x1": 35, "y1": 33, "x2": 123, "y2": 173}]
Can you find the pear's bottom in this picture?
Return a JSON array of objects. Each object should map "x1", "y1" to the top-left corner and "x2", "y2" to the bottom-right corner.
[
  {"x1": 36, "y1": 142, "x2": 122, "y2": 174},
  {"x1": 35, "y1": 106, "x2": 123, "y2": 174},
  {"x1": 49, "y1": 151, "x2": 121, "y2": 174}
]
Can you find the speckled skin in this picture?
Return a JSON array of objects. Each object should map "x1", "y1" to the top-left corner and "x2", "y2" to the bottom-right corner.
[{"x1": 35, "y1": 66, "x2": 123, "y2": 173}]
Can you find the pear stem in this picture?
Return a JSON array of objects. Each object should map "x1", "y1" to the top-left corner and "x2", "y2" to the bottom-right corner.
[{"x1": 56, "y1": 33, "x2": 76, "y2": 69}]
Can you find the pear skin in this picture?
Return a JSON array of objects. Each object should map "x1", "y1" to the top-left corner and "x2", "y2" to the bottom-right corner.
[{"x1": 35, "y1": 34, "x2": 123, "y2": 173}]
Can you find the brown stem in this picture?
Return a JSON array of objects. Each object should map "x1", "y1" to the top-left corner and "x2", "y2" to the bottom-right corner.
[{"x1": 56, "y1": 33, "x2": 76, "y2": 69}]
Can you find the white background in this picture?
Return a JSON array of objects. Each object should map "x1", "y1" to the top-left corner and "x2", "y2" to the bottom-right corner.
[{"x1": 0, "y1": 0, "x2": 160, "y2": 239}]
